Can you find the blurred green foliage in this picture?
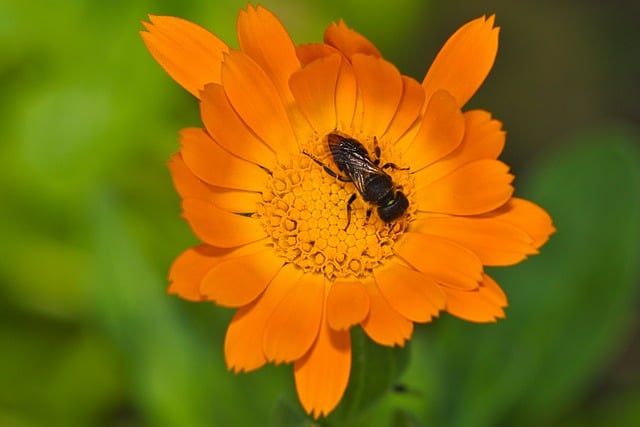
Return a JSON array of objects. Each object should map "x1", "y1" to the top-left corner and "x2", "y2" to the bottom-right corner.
[{"x1": 1, "y1": 0, "x2": 639, "y2": 426}]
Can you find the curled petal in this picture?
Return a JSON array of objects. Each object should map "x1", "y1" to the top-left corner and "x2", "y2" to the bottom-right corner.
[
  {"x1": 415, "y1": 159, "x2": 514, "y2": 215},
  {"x1": 395, "y1": 232, "x2": 483, "y2": 290},
  {"x1": 179, "y1": 127, "x2": 268, "y2": 191},
  {"x1": 326, "y1": 279, "x2": 370, "y2": 330},
  {"x1": 141, "y1": 15, "x2": 229, "y2": 97},
  {"x1": 200, "y1": 248, "x2": 283, "y2": 307},
  {"x1": 237, "y1": 5, "x2": 300, "y2": 102},
  {"x1": 374, "y1": 260, "x2": 445, "y2": 323},
  {"x1": 412, "y1": 215, "x2": 536, "y2": 266},
  {"x1": 360, "y1": 278, "x2": 413, "y2": 346},
  {"x1": 324, "y1": 20, "x2": 381, "y2": 58},
  {"x1": 422, "y1": 15, "x2": 499, "y2": 107},
  {"x1": 225, "y1": 264, "x2": 303, "y2": 373},
  {"x1": 444, "y1": 274, "x2": 507, "y2": 322},
  {"x1": 182, "y1": 198, "x2": 266, "y2": 248},
  {"x1": 402, "y1": 90, "x2": 465, "y2": 171},
  {"x1": 263, "y1": 273, "x2": 325, "y2": 364}
]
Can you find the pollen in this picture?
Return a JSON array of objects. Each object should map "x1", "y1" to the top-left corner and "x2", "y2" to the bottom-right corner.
[{"x1": 256, "y1": 136, "x2": 415, "y2": 280}]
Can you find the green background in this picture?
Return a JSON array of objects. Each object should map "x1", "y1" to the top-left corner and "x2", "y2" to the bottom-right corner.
[{"x1": 1, "y1": 0, "x2": 639, "y2": 426}]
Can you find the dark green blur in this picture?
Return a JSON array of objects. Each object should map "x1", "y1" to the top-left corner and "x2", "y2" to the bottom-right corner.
[{"x1": 1, "y1": 1, "x2": 638, "y2": 426}]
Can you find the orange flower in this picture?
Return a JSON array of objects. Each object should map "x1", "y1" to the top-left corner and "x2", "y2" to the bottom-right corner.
[{"x1": 141, "y1": 5, "x2": 554, "y2": 418}]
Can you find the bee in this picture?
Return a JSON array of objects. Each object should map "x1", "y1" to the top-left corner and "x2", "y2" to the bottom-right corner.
[{"x1": 303, "y1": 133, "x2": 409, "y2": 228}]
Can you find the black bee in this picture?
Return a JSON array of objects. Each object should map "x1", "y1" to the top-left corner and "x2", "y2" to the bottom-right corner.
[{"x1": 303, "y1": 133, "x2": 409, "y2": 227}]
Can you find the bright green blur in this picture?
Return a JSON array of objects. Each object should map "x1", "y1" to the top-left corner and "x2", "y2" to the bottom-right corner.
[{"x1": 1, "y1": 1, "x2": 639, "y2": 426}]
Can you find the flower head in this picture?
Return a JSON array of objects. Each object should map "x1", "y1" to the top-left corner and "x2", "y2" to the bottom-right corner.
[{"x1": 141, "y1": 5, "x2": 554, "y2": 418}]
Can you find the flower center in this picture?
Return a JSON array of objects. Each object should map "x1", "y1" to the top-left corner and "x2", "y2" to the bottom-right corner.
[{"x1": 256, "y1": 134, "x2": 415, "y2": 280}]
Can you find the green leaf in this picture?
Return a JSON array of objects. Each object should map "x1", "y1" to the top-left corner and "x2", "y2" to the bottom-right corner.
[
  {"x1": 87, "y1": 191, "x2": 293, "y2": 425},
  {"x1": 505, "y1": 128, "x2": 640, "y2": 424},
  {"x1": 88, "y1": 192, "x2": 215, "y2": 427},
  {"x1": 271, "y1": 399, "x2": 310, "y2": 427},
  {"x1": 561, "y1": 387, "x2": 640, "y2": 427},
  {"x1": 390, "y1": 409, "x2": 426, "y2": 427},
  {"x1": 323, "y1": 328, "x2": 411, "y2": 426},
  {"x1": 419, "y1": 126, "x2": 640, "y2": 427}
]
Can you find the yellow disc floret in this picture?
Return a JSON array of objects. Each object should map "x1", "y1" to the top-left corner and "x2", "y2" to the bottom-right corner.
[{"x1": 256, "y1": 134, "x2": 415, "y2": 280}]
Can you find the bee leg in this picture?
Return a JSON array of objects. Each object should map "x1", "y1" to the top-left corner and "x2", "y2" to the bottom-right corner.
[
  {"x1": 344, "y1": 193, "x2": 357, "y2": 230},
  {"x1": 302, "y1": 150, "x2": 351, "y2": 182},
  {"x1": 373, "y1": 136, "x2": 381, "y2": 165},
  {"x1": 381, "y1": 162, "x2": 409, "y2": 171},
  {"x1": 372, "y1": 137, "x2": 408, "y2": 170},
  {"x1": 365, "y1": 207, "x2": 372, "y2": 223}
]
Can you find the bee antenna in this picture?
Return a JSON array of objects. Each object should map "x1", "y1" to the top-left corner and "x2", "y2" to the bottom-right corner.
[{"x1": 258, "y1": 164, "x2": 272, "y2": 175}]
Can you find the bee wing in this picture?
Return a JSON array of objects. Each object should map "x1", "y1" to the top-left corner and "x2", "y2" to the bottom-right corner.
[
  {"x1": 339, "y1": 154, "x2": 384, "y2": 195},
  {"x1": 327, "y1": 134, "x2": 386, "y2": 196}
]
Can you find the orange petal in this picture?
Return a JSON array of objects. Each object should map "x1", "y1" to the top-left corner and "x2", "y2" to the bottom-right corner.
[
  {"x1": 422, "y1": 15, "x2": 499, "y2": 107},
  {"x1": 294, "y1": 283, "x2": 351, "y2": 419},
  {"x1": 324, "y1": 20, "x2": 382, "y2": 59},
  {"x1": 296, "y1": 43, "x2": 340, "y2": 66},
  {"x1": 263, "y1": 273, "x2": 325, "y2": 363},
  {"x1": 168, "y1": 151, "x2": 261, "y2": 213},
  {"x1": 225, "y1": 263, "x2": 303, "y2": 373},
  {"x1": 487, "y1": 198, "x2": 556, "y2": 249},
  {"x1": 200, "y1": 83, "x2": 277, "y2": 170},
  {"x1": 481, "y1": 274, "x2": 508, "y2": 307},
  {"x1": 459, "y1": 110, "x2": 505, "y2": 160},
  {"x1": 208, "y1": 188, "x2": 262, "y2": 213},
  {"x1": 167, "y1": 152, "x2": 212, "y2": 200},
  {"x1": 140, "y1": 15, "x2": 229, "y2": 97},
  {"x1": 402, "y1": 90, "x2": 465, "y2": 171},
  {"x1": 179, "y1": 127, "x2": 267, "y2": 191},
  {"x1": 200, "y1": 248, "x2": 283, "y2": 307},
  {"x1": 414, "y1": 109, "x2": 505, "y2": 188},
  {"x1": 351, "y1": 54, "x2": 403, "y2": 136},
  {"x1": 237, "y1": 5, "x2": 300, "y2": 103},
  {"x1": 289, "y1": 54, "x2": 341, "y2": 135},
  {"x1": 393, "y1": 119, "x2": 422, "y2": 154},
  {"x1": 360, "y1": 278, "x2": 413, "y2": 346},
  {"x1": 335, "y1": 57, "x2": 358, "y2": 131},
  {"x1": 412, "y1": 215, "x2": 536, "y2": 266},
  {"x1": 326, "y1": 279, "x2": 370, "y2": 330},
  {"x1": 384, "y1": 76, "x2": 425, "y2": 144},
  {"x1": 443, "y1": 274, "x2": 507, "y2": 322},
  {"x1": 167, "y1": 244, "x2": 227, "y2": 301},
  {"x1": 221, "y1": 50, "x2": 298, "y2": 157},
  {"x1": 182, "y1": 198, "x2": 266, "y2": 248},
  {"x1": 374, "y1": 260, "x2": 445, "y2": 323},
  {"x1": 395, "y1": 232, "x2": 483, "y2": 290},
  {"x1": 415, "y1": 159, "x2": 514, "y2": 215}
]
